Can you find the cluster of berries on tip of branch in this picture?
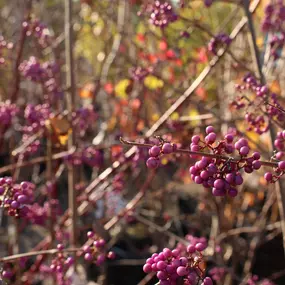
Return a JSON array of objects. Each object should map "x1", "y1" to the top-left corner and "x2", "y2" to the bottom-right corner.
[
  {"x1": 0, "y1": 177, "x2": 35, "y2": 218},
  {"x1": 138, "y1": 1, "x2": 178, "y2": 28},
  {"x1": 82, "y1": 231, "x2": 115, "y2": 265},
  {"x1": 146, "y1": 137, "x2": 177, "y2": 169},
  {"x1": 208, "y1": 33, "x2": 231, "y2": 55},
  {"x1": 189, "y1": 126, "x2": 261, "y2": 197},
  {"x1": 143, "y1": 242, "x2": 212, "y2": 285},
  {"x1": 232, "y1": 73, "x2": 284, "y2": 134},
  {"x1": 262, "y1": 2, "x2": 285, "y2": 60}
]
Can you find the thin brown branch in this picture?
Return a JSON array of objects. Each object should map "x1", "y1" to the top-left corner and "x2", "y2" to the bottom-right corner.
[{"x1": 119, "y1": 137, "x2": 279, "y2": 168}]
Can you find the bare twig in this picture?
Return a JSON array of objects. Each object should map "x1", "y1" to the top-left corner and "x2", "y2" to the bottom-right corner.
[
  {"x1": 243, "y1": 0, "x2": 285, "y2": 257},
  {"x1": 65, "y1": 0, "x2": 77, "y2": 263}
]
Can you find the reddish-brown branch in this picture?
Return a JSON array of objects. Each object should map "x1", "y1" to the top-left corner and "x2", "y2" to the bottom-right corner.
[
  {"x1": 119, "y1": 137, "x2": 279, "y2": 168},
  {"x1": 11, "y1": 13, "x2": 30, "y2": 103},
  {"x1": 0, "y1": 247, "x2": 82, "y2": 263}
]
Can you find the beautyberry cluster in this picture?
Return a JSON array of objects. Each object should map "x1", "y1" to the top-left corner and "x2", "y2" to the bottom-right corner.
[
  {"x1": 129, "y1": 66, "x2": 151, "y2": 81},
  {"x1": 139, "y1": 1, "x2": 178, "y2": 28},
  {"x1": 82, "y1": 146, "x2": 104, "y2": 167},
  {"x1": 72, "y1": 106, "x2": 97, "y2": 137},
  {"x1": 46, "y1": 244, "x2": 74, "y2": 285},
  {"x1": 204, "y1": 0, "x2": 214, "y2": 7},
  {"x1": 208, "y1": 33, "x2": 231, "y2": 55},
  {"x1": 176, "y1": 235, "x2": 208, "y2": 256},
  {"x1": 23, "y1": 19, "x2": 52, "y2": 48},
  {"x1": 143, "y1": 246, "x2": 212, "y2": 285},
  {"x1": 232, "y1": 74, "x2": 284, "y2": 134},
  {"x1": 19, "y1": 57, "x2": 62, "y2": 100},
  {"x1": 146, "y1": 141, "x2": 177, "y2": 169},
  {"x1": 64, "y1": 146, "x2": 103, "y2": 167},
  {"x1": 273, "y1": 130, "x2": 285, "y2": 160},
  {"x1": 209, "y1": 267, "x2": 226, "y2": 282},
  {"x1": 0, "y1": 100, "x2": 18, "y2": 132},
  {"x1": 247, "y1": 274, "x2": 275, "y2": 285},
  {"x1": 82, "y1": 231, "x2": 115, "y2": 265},
  {"x1": 189, "y1": 126, "x2": 261, "y2": 197},
  {"x1": 26, "y1": 200, "x2": 60, "y2": 226},
  {"x1": 264, "y1": 160, "x2": 285, "y2": 183},
  {"x1": 262, "y1": 2, "x2": 285, "y2": 60},
  {"x1": 0, "y1": 178, "x2": 34, "y2": 218}
]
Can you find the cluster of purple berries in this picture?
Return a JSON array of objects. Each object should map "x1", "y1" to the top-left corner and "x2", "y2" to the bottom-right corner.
[
  {"x1": 204, "y1": 0, "x2": 214, "y2": 7},
  {"x1": 26, "y1": 200, "x2": 60, "y2": 226},
  {"x1": 44, "y1": 244, "x2": 74, "y2": 285},
  {"x1": 139, "y1": 1, "x2": 178, "y2": 28},
  {"x1": 189, "y1": 126, "x2": 262, "y2": 197},
  {"x1": 19, "y1": 57, "x2": 62, "y2": 100},
  {"x1": 20, "y1": 56, "x2": 49, "y2": 82},
  {"x1": 23, "y1": 19, "x2": 52, "y2": 48},
  {"x1": 208, "y1": 33, "x2": 231, "y2": 55},
  {"x1": 264, "y1": 160, "x2": 285, "y2": 183},
  {"x1": 83, "y1": 231, "x2": 115, "y2": 265},
  {"x1": 64, "y1": 146, "x2": 103, "y2": 167},
  {"x1": 0, "y1": 100, "x2": 18, "y2": 131},
  {"x1": 0, "y1": 35, "x2": 13, "y2": 64},
  {"x1": 176, "y1": 235, "x2": 208, "y2": 256},
  {"x1": 143, "y1": 246, "x2": 212, "y2": 285},
  {"x1": 24, "y1": 103, "x2": 51, "y2": 131},
  {"x1": 209, "y1": 267, "x2": 226, "y2": 282},
  {"x1": 233, "y1": 74, "x2": 284, "y2": 134},
  {"x1": 129, "y1": 66, "x2": 151, "y2": 81},
  {"x1": 20, "y1": 103, "x2": 52, "y2": 155},
  {"x1": 0, "y1": 178, "x2": 34, "y2": 218},
  {"x1": 262, "y1": 2, "x2": 285, "y2": 33},
  {"x1": 82, "y1": 146, "x2": 104, "y2": 167},
  {"x1": 146, "y1": 141, "x2": 177, "y2": 169},
  {"x1": 247, "y1": 275, "x2": 275, "y2": 285},
  {"x1": 72, "y1": 106, "x2": 97, "y2": 137}
]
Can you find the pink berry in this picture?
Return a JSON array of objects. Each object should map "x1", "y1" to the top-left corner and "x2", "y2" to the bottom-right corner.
[
  {"x1": 206, "y1": 132, "x2": 217, "y2": 144},
  {"x1": 206, "y1": 126, "x2": 215, "y2": 134},
  {"x1": 225, "y1": 134, "x2": 233, "y2": 143},
  {"x1": 240, "y1": 146, "x2": 249, "y2": 156},
  {"x1": 191, "y1": 135, "x2": 200, "y2": 144},
  {"x1": 195, "y1": 242, "x2": 206, "y2": 251},
  {"x1": 202, "y1": 277, "x2": 213, "y2": 285},
  {"x1": 149, "y1": 145, "x2": 161, "y2": 157},
  {"x1": 107, "y1": 251, "x2": 116, "y2": 260},
  {"x1": 157, "y1": 261, "x2": 167, "y2": 270},
  {"x1": 278, "y1": 161, "x2": 285, "y2": 170},
  {"x1": 228, "y1": 188, "x2": 238, "y2": 197},
  {"x1": 143, "y1": 264, "x2": 152, "y2": 273},
  {"x1": 214, "y1": 179, "x2": 224, "y2": 189},
  {"x1": 162, "y1": 143, "x2": 173, "y2": 154},
  {"x1": 87, "y1": 231, "x2": 94, "y2": 238},
  {"x1": 187, "y1": 245, "x2": 196, "y2": 253},
  {"x1": 84, "y1": 253, "x2": 93, "y2": 261},
  {"x1": 146, "y1": 157, "x2": 159, "y2": 169},
  {"x1": 264, "y1": 172, "x2": 273, "y2": 182},
  {"x1": 177, "y1": 266, "x2": 188, "y2": 276},
  {"x1": 252, "y1": 152, "x2": 261, "y2": 160},
  {"x1": 252, "y1": 160, "x2": 261, "y2": 170}
]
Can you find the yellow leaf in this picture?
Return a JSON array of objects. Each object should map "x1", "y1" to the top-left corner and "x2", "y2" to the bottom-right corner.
[
  {"x1": 144, "y1": 75, "x2": 164, "y2": 90},
  {"x1": 161, "y1": 157, "x2": 168, "y2": 165},
  {"x1": 270, "y1": 80, "x2": 281, "y2": 94},
  {"x1": 170, "y1": 112, "x2": 179, "y2": 120},
  {"x1": 188, "y1": 109, "x2": 200, "y2": 127},
  {"x1": 151, "y1": 113, "x2": 160, "y2": 122},
  {"x1": 257, "y1": 37, "x2": 264, "y2": 48},
  {"x1": 114, "y1": 79, "x2": 131, "y2": 99}
]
